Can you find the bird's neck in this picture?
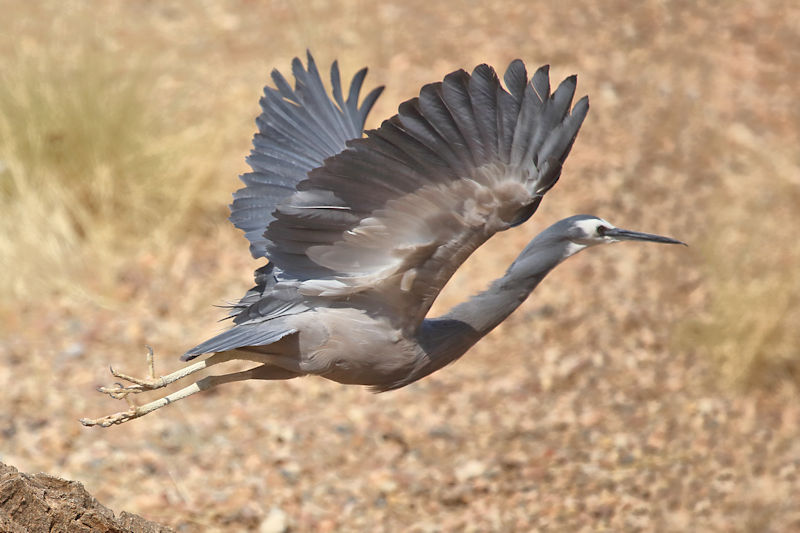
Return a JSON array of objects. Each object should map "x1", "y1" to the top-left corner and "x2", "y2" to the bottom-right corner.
[
  {"x1": 409, "y1": 241, "x2": 570, "y2": 384},
  {"x1": 441, "y1": 274, "x2": 544, "y2": 335}
]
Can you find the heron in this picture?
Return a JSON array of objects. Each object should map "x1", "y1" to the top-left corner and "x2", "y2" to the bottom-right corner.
[{"x1": 81, "y1": 52, "x2": 684, "y2": 427}]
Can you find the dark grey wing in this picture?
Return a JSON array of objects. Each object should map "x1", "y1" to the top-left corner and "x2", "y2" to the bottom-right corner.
[
  {"x1": 229, "y1": 51, "x2": 384, "y2": 259},
  {"x1": 183, "y1": 53, "x2": 382, "y2": 360},
  {"x1": 265, "y1": 60, "x2": 589, "y2": 330}
]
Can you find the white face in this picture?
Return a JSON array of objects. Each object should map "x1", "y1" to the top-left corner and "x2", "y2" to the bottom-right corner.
[{"x1": 569, "y1": 217, "x2": 617, "y2": 246}]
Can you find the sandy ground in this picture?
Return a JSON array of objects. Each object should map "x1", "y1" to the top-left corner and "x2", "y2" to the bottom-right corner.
[{"x1": 1, "y1": 0, "x2": 799, "y2": 531}]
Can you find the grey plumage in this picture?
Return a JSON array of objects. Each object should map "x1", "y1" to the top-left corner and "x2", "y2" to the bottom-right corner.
[
  {"x1": 230, "y1": 52, "x2": 384, "y2": 260},
  {"x1": 81, "y1": 53, "x2": 683, "y2": 427},
  {"x1": 187, "y1": 54, "x2": 588, "y2": 359}
]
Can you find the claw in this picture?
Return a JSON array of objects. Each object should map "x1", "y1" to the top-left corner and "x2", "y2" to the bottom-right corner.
[
  {"x1": 99, "y1": 385, "x2": 134, "y2": 400},
  {"x1": 80, "y1": 406, "x2": 140, "y2": 427},
  {"x1": 99, "y1": 347, "x2": 166, "y2": 390},
  {"x1": 84, "y1": 347, "x2": 168, "y2": 426}
]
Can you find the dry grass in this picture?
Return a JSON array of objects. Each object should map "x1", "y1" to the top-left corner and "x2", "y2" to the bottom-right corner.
[
  {"x1": 0, "y1": 27, "x2": 228, "y2": 303},
  {"x1": 1, "y1": 0, "x2": 800, "y2": 531},
  {"x1": 678, "y1": 128, "x2": 800, "y2": 390}
]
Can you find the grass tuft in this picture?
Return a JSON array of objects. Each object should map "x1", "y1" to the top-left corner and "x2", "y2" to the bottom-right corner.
[
  {"x1": 676, "y1": 128, "x2": 800, "y2": 390},
  {"x1": 0, "y1": 47, "x2": 224, "y2": 303}
]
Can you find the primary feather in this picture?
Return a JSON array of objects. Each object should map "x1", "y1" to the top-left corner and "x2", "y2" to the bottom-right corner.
[{"x1": 229, "y1": 51, "x2": 384, "y2": 260}]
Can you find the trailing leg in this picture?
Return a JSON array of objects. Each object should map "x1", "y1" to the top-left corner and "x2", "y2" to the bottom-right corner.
[{"x1": 80, "y1": 364, "x2": 300, "y2": 427}]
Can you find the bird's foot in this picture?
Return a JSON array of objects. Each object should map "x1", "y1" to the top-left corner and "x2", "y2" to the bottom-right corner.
[
  {"x1": 80, "y1": 373, "x2": 149, "y2": 427},
  {"x1": 79, "y1": 404, "x2": 144, "y2": 427},
  {"x1": 82, "y1": 348, "x2": 232, "y2": 427},
  {"x1": 96, "y1": 345, "x2": 168, "y2": 398}
]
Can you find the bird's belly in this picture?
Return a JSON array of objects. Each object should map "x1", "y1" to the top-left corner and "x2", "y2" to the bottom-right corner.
[
  {"x1": 297, "y1": 308, "x2": 421, "y2": 387},
  {"x1": 319, "y1": 346, "x2": 420, "y2": 386}
]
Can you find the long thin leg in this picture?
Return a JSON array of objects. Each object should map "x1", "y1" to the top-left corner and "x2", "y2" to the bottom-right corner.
[
  {"x1": 99, "y1": 348, "x2": 241, "y2": 397},
  {"x1": 81, "y1": 364, "x2": 299, "y2": 427}
]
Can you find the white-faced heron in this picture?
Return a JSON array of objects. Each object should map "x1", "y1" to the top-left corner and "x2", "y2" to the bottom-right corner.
[{"x1": 81, "y1": 52, "x2": 684, "y2": 427}]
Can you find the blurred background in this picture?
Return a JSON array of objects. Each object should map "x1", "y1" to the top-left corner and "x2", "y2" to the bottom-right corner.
[{"x1": 1, "y1": 0, "x2": 798, "y2": 530}]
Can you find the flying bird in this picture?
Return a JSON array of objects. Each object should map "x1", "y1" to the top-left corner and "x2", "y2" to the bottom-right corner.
[{"x1": 81, "y1": 52, "x2": 683, "y2": 427}]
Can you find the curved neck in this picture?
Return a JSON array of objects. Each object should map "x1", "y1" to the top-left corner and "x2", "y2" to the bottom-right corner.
[
  {"x1": 440, "y1": 272, "x2": 545, "y2": 335},
  {"x1": 407, "y1": 236, "x2": 578, "y2": 385},
  {"x1": 440, "y1": 233, "x2": 577, "y2": 335}
]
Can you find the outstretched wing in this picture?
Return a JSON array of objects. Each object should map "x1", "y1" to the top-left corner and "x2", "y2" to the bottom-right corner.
[
  {"x1": 183, "y1": 53, "x2": 383, "y2": 360},
  {"x1": 266, "y1": 60, "x2": 589, "y2": 331},
  {"x1": 230, "y1": 51, "x2": 384, "y2": 259}
]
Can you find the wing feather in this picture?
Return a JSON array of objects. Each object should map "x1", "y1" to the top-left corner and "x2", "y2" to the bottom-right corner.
[
  {"x1": 265, "y1": 60, "x2": 589, "y2": 330},
  {"x1": 418, "y1": 83, "x2": 475, "y2": 171},
  {"x1": 229, "y1": 53, "x2": 384, "y2": 260},
  {"x1": 441, "y1": 70, "x2": 486, "y2": 165},
  {"x1": 503, "y1": 59, "x2": 528, "y2": 101},
  {"x1": 467, "y1": 65, "x2": 501, "y2": 158},
  {"x1": 187, "y1": 54, "x2": 383, "y2": 358}
]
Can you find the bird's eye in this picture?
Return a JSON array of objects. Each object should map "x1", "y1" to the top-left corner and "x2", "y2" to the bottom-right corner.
[{"x1": 597, "y1": 225, "x2": 609, "y2": 236}]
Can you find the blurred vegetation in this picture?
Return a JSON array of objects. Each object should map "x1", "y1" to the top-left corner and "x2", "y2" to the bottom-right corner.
[
  {"x1": 677, "y1": 125, "x2": 800, "y2": 391},
  {"x1": 0, "y1": 45, "x2": 224, "y2": 301}
]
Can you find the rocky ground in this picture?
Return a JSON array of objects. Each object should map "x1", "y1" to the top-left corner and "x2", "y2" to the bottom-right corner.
[{"x1": 0, "y1": 462, "x2": 172, "y2": 532}]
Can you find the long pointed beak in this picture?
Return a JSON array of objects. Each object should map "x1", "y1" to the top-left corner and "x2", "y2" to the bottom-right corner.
[{"x1": 604, "y1": 227, "x2": 687, "y2": 246}]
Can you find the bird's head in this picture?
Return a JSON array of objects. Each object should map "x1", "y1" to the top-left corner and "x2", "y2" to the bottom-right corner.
[
  {"x1": 507, "y1": 214, "x2": 684, "y2": 282},
  {"x1": 556, "y1": 214, "x2": 686, "y2": 256},
  {"x1": 514, "y1": 214, "x2": 685, "y2": 269},
  {"x1": 565, "y1": 214, "x2": 684, "y2": 246}
]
